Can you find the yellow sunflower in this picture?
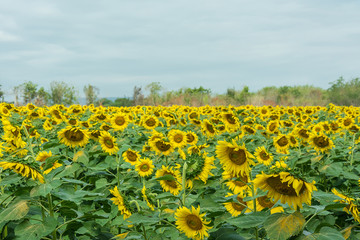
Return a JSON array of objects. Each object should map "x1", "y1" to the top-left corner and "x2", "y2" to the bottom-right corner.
[
  {"x1": 254, "y1": 146, "x2": 273, "y2": 166},
  {"x1": 141, "y1": 186, "x2": 155, "y2": 211},
  {"x1": 222, "y1": 170, "x2": 249, "y2": 194},
  {"x1": 223, "y1": 192, "x2": 249, "y2": 217},
  {"x1": 308, "y1": 132, "x2": 334, "y2": 153},
  {"x1": 122, "y1": 149, "x2": 140, "y2": 165},
  {"x1": 99, "y1": 131, "x2": 119, "y2": 155},
  {"x1": 43, "y1": 161, "x2": 63, "y2": 175},
  {"x1": 168, "y1": 129, "x2": 187, "y2": 148},
  {"x1": 109, "y1": 186, "x2": 132, "y2": 219},
  {"x1": 0, "y1": 161, "x2": 44, "y2": 183},
  {"x1": 36, "y1": 151, "x2": 52, "y2": 162},
  {"x1": 253, "y1": 171, "x2": 317, "y2": 210},
  {"x1": 141, "y1": 115, "x2": 159, "y2": 130},
  {"x1": 155, "y1": 165, "x2": 182, "y2": 195},
  {"x1": 111, "y1": 113, "x2": 129, "y2": 131},
  {"x1": 215, "y1": 139, "x2": 254, "y2": 176},
  {"x1": 175, "y1": 205, "x2": 212, "y2": 240},
  {"x1": 185, "y1": 131, "x2": 198, "y2": 145},
  {"x1": 135, "y1": 158, "x2": 155, "y2": 177},
  {"x1": 332, "y1": 188, "x2": 360, "y2": 223},
  {"x1": 150, "y1": 139, "x2": 174, "y2": 156},
  {"x1": 201, "y1": 119, "x2": 217, "y2": 137},
  {"x1": 58, "y1": 126, "x2": 89, "y2": 148},
  {"x1": 273, "y1": 134, "x2": 290, "y2": 154}
]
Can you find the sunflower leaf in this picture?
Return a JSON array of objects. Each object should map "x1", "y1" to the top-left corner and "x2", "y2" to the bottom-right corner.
[
  {"x1": 264, "y1": 211, "x2": 305, "y2": 240},
  {"x1": 0, "y1": 199, "x2": 29, "y2": 225},
  {"x1": 298, "y1": 226, "x2": 345, "y2": 240},
  {"x1": 227, "y1": 212, "x2": 269, "y2": 228}
]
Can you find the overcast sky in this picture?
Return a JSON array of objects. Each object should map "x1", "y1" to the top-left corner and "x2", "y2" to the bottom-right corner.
[{"x1": 1, "y1": 0, "x2": 360, "y2": 100}]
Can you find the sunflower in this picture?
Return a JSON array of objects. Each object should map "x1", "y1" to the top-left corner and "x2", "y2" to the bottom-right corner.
[
  {"x1": 122, "y1": 149, "x2": 140, "y2": 165},
  {"x1": 185, "y1": 131, "x2": 198, "y2": 145},
  {"x1": 215, "y1": 140, "x2": 254, "y2": 176},
  {"x1": 89, "y1": 130, "x2": 102, "y2": 141},
  {"x1": 222, "y1": 111, "x2": 240, "y2": 132},
  {"x1": 0, "y1": 161, "x2": 44, "y2": 183},
  {"x1": 141, "y1": 115, "x2": 159, "y2": 130},
  {"x1": 175, "y1": 205, "x2": 212, "y2": 240},
  {"x1": 155, "y1": 165, "x2": 182, "y2": 195},
  {"x1": 254, "y1": 146, "x2": 273, "y2": 166},
  {"x1": 223, "y1": 192, "x2": 248, "y2": 217},
  {"x1": 168, "y1": 129, "x2": 187, "y2": 148},
  {"x1": 201, "y1": 119, "x2": 217, "y2": 137},
  {"x1": 150, "y1": 139, "x2": 174, "y2": 156},
  {"x1": 309, "y1": 132, "x2": 334, "y2": 153},
  {"x1": 43, "y1": 161, "x2": 63, "y2": 175},
  {"x1": 273, "y1": 134, "x2": 290, "y2": 154},
  {"x1": 222, "y1": 170, "x2": 249, "y2": 194},
  {"x1": 58, "y1": 126, "x2": 89, "y2": 148},
  {"x1": 266, "y1": 120, "x2": 279, "y2": 134},
  {"x1": 36, "y1": 151, "x2": 52, "y2": 162},
  {"x1": 141, "y1": 186, "x2": 156, "y2": 211},
  {"x1": 185, "y1": 152, "x2": 216, "y2": 187},
  {"x1": 99, "y1": 131, "x2": 119, "y2": 155},
  {"x1": 111, "y1": 113, "x2": 129, "y2": 131},
  {"x1": 109, "y1": 186, "x2": 132, "y2": 219},
  {"x1": 332, "y1": 188, "x2": 360, "y2": 223},
  {"x1": 253, "y1": 172, "x2": 317, "y2": 209},
  {"x1": 135, "y1": 158, "x2": 155, "y2": 177}
]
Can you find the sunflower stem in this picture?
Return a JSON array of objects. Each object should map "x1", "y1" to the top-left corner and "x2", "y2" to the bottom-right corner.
[
  {"x1": 350, "y1": 134, "x2": 356, "y2": 166},
  {"x1": 181, "y1": 162, "x2": 188, "y2": 206},
  {"x1": 142, "y1": 224, "x2": 148, "y2": 240},
  {"x1": 47, "y1": 193, "x2": 57, "y2": 240}
]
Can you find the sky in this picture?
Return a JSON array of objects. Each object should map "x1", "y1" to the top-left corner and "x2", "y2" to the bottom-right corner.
[{"x1": 1, "y1": 0, "x2": 360, "y2": 101}]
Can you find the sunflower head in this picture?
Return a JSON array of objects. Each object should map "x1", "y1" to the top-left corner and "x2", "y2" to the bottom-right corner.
[
  {"x1": 58, "y1": 126, "x2": 89, "y2": 148},
  {"x1": 135, "y1": 158, "x2": 155, "y2": 177}
]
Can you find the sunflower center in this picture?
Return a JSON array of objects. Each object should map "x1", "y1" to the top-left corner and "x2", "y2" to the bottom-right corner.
[
  {"x1": 186, "y1": 133, "x2": 195, "y2": 143},
  {"x1": 64, "y1": 129, "x2": 85, "y2": 142},
  {"x1": 343, "y1": 118, "x2": 352, "y2": 126},
  {"x1": 82, "y1": 122, "x2": 90, "y2": 128},
  {"x1": 290, "y1": 136, "x2": 297, "y2": 145},
  {"x1": 206, "y1": 123, "x2": 215, "y2": 133},
  {"x1": 102, "y1": 125, "x2": 111, "y2": 131},
  {"x1": 266, "y1": 176, "x2": 305, "y2": 196},
  {"x1": 185, "y1": 214, "x2": 203, "y2": 230},
  {"x1": 155, "y1": 141, "x2": 171, "y2": 152},
  {"x1": 233, "y1": 175, "x2": 248, "y2": 187},
  {"x1": 298, "y1": 129, "x2": 309, "y2": 138},
  {"x1": 174, "y1": 134, "x2": 183, "y2": 143},
  {"x1": 104, "y1": 138, "x2": 114, "y2": 148},
  {"x1": 189, "y1": 112, "x2": 198, "y2": 119},
  {"x1": 260, "y1": 151, "x2": 270, "y2": 160},
  {"x1": 257, "y1": 196, "x2": 274, "y2": 208},
  {"x1": 115, "y1": 117, "x2": 125, "y2": 126},
  {"x1": 276, "y1": 136, "x2": 289, "y2": 147},
  {"x1": 140, "y1": 164, "x2": 150, "y2": 172},
  {"x1": 163, "y1": 171, "x2": 177, "y2": 188},
  {"x1": 126, "y1": 151, "x2": 138, "y2": 162},
  {"x1": 313, "y1": 136, "x2": 329, "y2": 148},
  {"x1": 69, "y1": 119, "x2": 77, "y2": 125},
  {"x1": 145, "y1": 118, "x2": 156, "y2": 127},
  {"x1": 244, "y1": 126, "x2": 255, "y2": 134},
  {"x1": 97, "y1": 114, "x2": 107, "y2": 120},
  {"x1": 232, "y1": 201, "x2": 246, "y2": 211},
  {"x1": 269, "y1": 123, "x2": 277, "y2": 132},
  {"x1": 228, "y1": 148, "x2": 246, "y2": 165},
  {"x1": 91, "y1": 130, "x2": 100, "y2": 139}
]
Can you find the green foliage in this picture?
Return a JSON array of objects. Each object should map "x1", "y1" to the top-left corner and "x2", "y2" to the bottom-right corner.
[
  {"x1": 328, "y1": 77, "x2": 360, "y2": 106},
  {"x1": 50, "y1": 81, "x2": 77, "y2": 105},
  {"x1": 83, "y1": 84, "x2": 99, "y2": 105}
]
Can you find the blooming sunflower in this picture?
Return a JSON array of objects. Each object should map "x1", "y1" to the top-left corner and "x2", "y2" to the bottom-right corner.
[
  {"x1": 201, "y1": 119, "x2": 217, "y2": 137},
  {"x1": 168, "y1": 129, "x2": 187, "y2": 148},
  {"x1": 222, "y1": 170, "x2": 249, "y2": 194},
  {"x1": 155, "y1": 165, "x2": 182, "y2": 195},
  {"x1": 222, "y1": 111, "x2": 240, "y2": 132},
  {"x1": 109, "y1": 186, "x2": 132, "y2": 219},
  {"x1": 36, "y1": 151, "x2": 52, "y2": 162},
  {"x1": 122, "y1": 149, "x2": 140, "y2": 165},
  {"x1": 185, "y1": 131, "x2": 198, "y2": 145},
  {"x1": 141, "y1": 115, "x2": 159, "y2": 130},
  {"x1": 309, "y1": 132, "x2": 334, "y2": 153},
  {"x1": 215, "y1": 140, "x2": 254, "y2": 176},
  {"x1": 141, "y1": 186, "x2": 156, "y2": 211},
  {"x1": 223, "y1": 192, "x2": 248, "y2": 217},
  {"x1": 175, "y1": 205, "x2": 212, "y2": 240},
  {"x1": 99, "y1": 131, "x2": 119, "y2": 155},
  {"x1": 43, "y1": 161, "x2": 63, "y2": 175},
  {"x1": 0, "y1": 161, "x2": 44, "y2": 183},
  {"x1": 150, "y1": 139, "x2": 174, "y2": 156},
  {"x1": 273, "y1": 134, "x2": 290, "y2": 154},
  {"x1": 185, "y1": 152, "x2": 216, "y2": 187},
  {"x1": 253, "y1": 172, "x2": 317, "y2": 209},
  {"x1": 111, "y1": 113, "x2": 129, "y2": 131},
  {"x1": 254, "y1": 146, "x2": 273, "y2": 166},
  {"x1": 58, "y1": 126, "x2": 89, "y2": 148},
  {"x1": 135, "y1": 158, "x2": 155, "y2": 177}
]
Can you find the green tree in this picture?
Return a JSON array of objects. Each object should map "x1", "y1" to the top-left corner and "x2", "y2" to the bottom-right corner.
[
  {"x1": 22, "y1": 81, "x2": 38, "y2": 104},
  {"x1": 50, "y1": 81, "x2": 78, "y2": 105},
  {"x1": 36, "y1": 87, "x2": 51, "y2": 106},
  {"x1": 0, "y1": 84, "x2": 4, "y2": 102},
  {"x1": 83, "y1": 84, "x2": 99, "y2": 105},
  {"x1": 146, "y1": 82, "x2": 162, "y2": 105},
  {"x1": 328, "y1": 77, "x2": 360, "y2": 106}
]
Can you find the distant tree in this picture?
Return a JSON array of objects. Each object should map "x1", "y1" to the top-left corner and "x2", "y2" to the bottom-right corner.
[
  {"x1": 22, "y1": 81, "x2": 38, "y2": 104},
  {"x1": 50, "y1": 81, "x2": 77, "y2": 105},
  {"x1": 35, "y1": 87, "x2": 51, "y2": 106},
  {"x1": 146, "y1": 82, "x2": 162, "y2": 105},
  {"x1": 0, "y1": 84, "x2": 4, "y2": 102},
  {"x1": 83, "y1": 84, "x2": 99, "y2": 105},
  {"x1": 114, "y1": 97, "x2": 133, "y2": 107},
  {"x1": 328, "y1": 77, "x2": 360, "y2": 106},
  {"x1": 133, "y1": 86, "x2": 144, "y2": 105}
]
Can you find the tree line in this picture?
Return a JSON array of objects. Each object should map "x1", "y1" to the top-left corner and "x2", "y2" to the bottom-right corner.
[{"x1": 1, "y1": 77, "x2": 360, "y2": 107}]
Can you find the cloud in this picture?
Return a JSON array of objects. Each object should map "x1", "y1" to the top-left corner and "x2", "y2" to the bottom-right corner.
[{"x1": 0, "y1": 30, "x2": 20, "y2": 42}]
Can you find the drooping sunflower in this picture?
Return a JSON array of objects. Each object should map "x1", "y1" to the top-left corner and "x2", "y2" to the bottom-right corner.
[
  {"x1": 215, "y1": 140, "x2": 254, "y2": 176},
  {"x1": 168, "y1": 129, "x2": 187, "y2": 148},
  {"x1": 223, "y1": 192, "x2": 248, "y2": 217},
  {"x1": 222, "y1": 111, "x2": 240, "y2": 132},
  {"x1": 135, "y1": 158, "x2": 155, "y2": 177},
  {"x1": 43, "y1": 161, "x2": 63, "y2": 175},
  {"x1": 254, "y1": 146, "x2": 273, "y2": 166},
  {"x1": 150, "y1": 139, "x2": 174, "y2": 156},
  {"x1": 332, "y1": 188, "x2": 360, "y2": 223},
  {"x1": 141, "y1": 186, "x2": 156, "y2": 211},
  {"x1": 308, "y1": 132, "x2": 334, "y2": 153},
  {"x1": 122, "y1": 149, "x2": 140, "y2": 165},
  {"x1": 201, "y1": 119, "x2": 217, "y2": 137},
  {"x1": 184, "y1": 152, "x2": 216, "y2": 188},
  {"x1": 58, "y1": 126, "x2": 89, "y2": 148},
  {"x1": 99, "y1": 131, "x2": 119, "y2": 155},
  {"x1": 273, "y1": 134, "x2": 290, "y2": 154},
  {"x1": 0, "y1": 161, "x2": 44, "y2": 183},
  {"x1": 175, "y1": 205, "x2": 212, "y2": 240},
  {"x1": 89, "y1": 130, "x2": 102, "y2": 141},
  {"x1": 253, "y1": 171, "x2": 317, "y2": 209},
  {"x1": 155, "y1": 165, "x2": 182, "y2": 195},
  {"x1": 109, "y1": 186, "x2": 132, "y2": 219}
]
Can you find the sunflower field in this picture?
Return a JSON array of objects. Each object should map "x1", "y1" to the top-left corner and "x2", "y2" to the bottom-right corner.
[{"x1": 0, "y1": 102, "x2": 360, "y2": 240}]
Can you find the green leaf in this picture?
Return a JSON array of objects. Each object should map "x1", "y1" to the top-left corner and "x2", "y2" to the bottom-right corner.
[
  {"x1": 319, "y1": 162, "x2": 343, "y2": 177},
  {"x1": 324, "y1": 203, "x2": 348, "y2": 210},
  {"x1": 264, "y1": 211, "x2": 305, "y2": 240},
  {"x1": 154, "y1": 175, "x2": 176, "y2": 181},
  {"x1": 54, "y1": 163, "x2": 80, "y2": 179},
  {"x1": 30, "y1": 183, "x2": 53, "y2": 197},
  {"x1": 15, "y1": 216, "x2": 57, "y2": 240},
  {"x1": 313, "y1": 191, "x2": 343, "y2": 205},
  {"x1": 227, "y1": 212, "x2": 269, "y2": 229},
  {"x1": 0, "y1": 199, "x2": 29, "y2": 225},
  {"x1": 299, "y1": 227, "x2": 345, "y2": 240},
  {"x1": 95, "y1": 178, "x2": 108, "y2": 189},
  {"x1": 209, "y1": 227, "x2": 246, "y2": 240}
]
